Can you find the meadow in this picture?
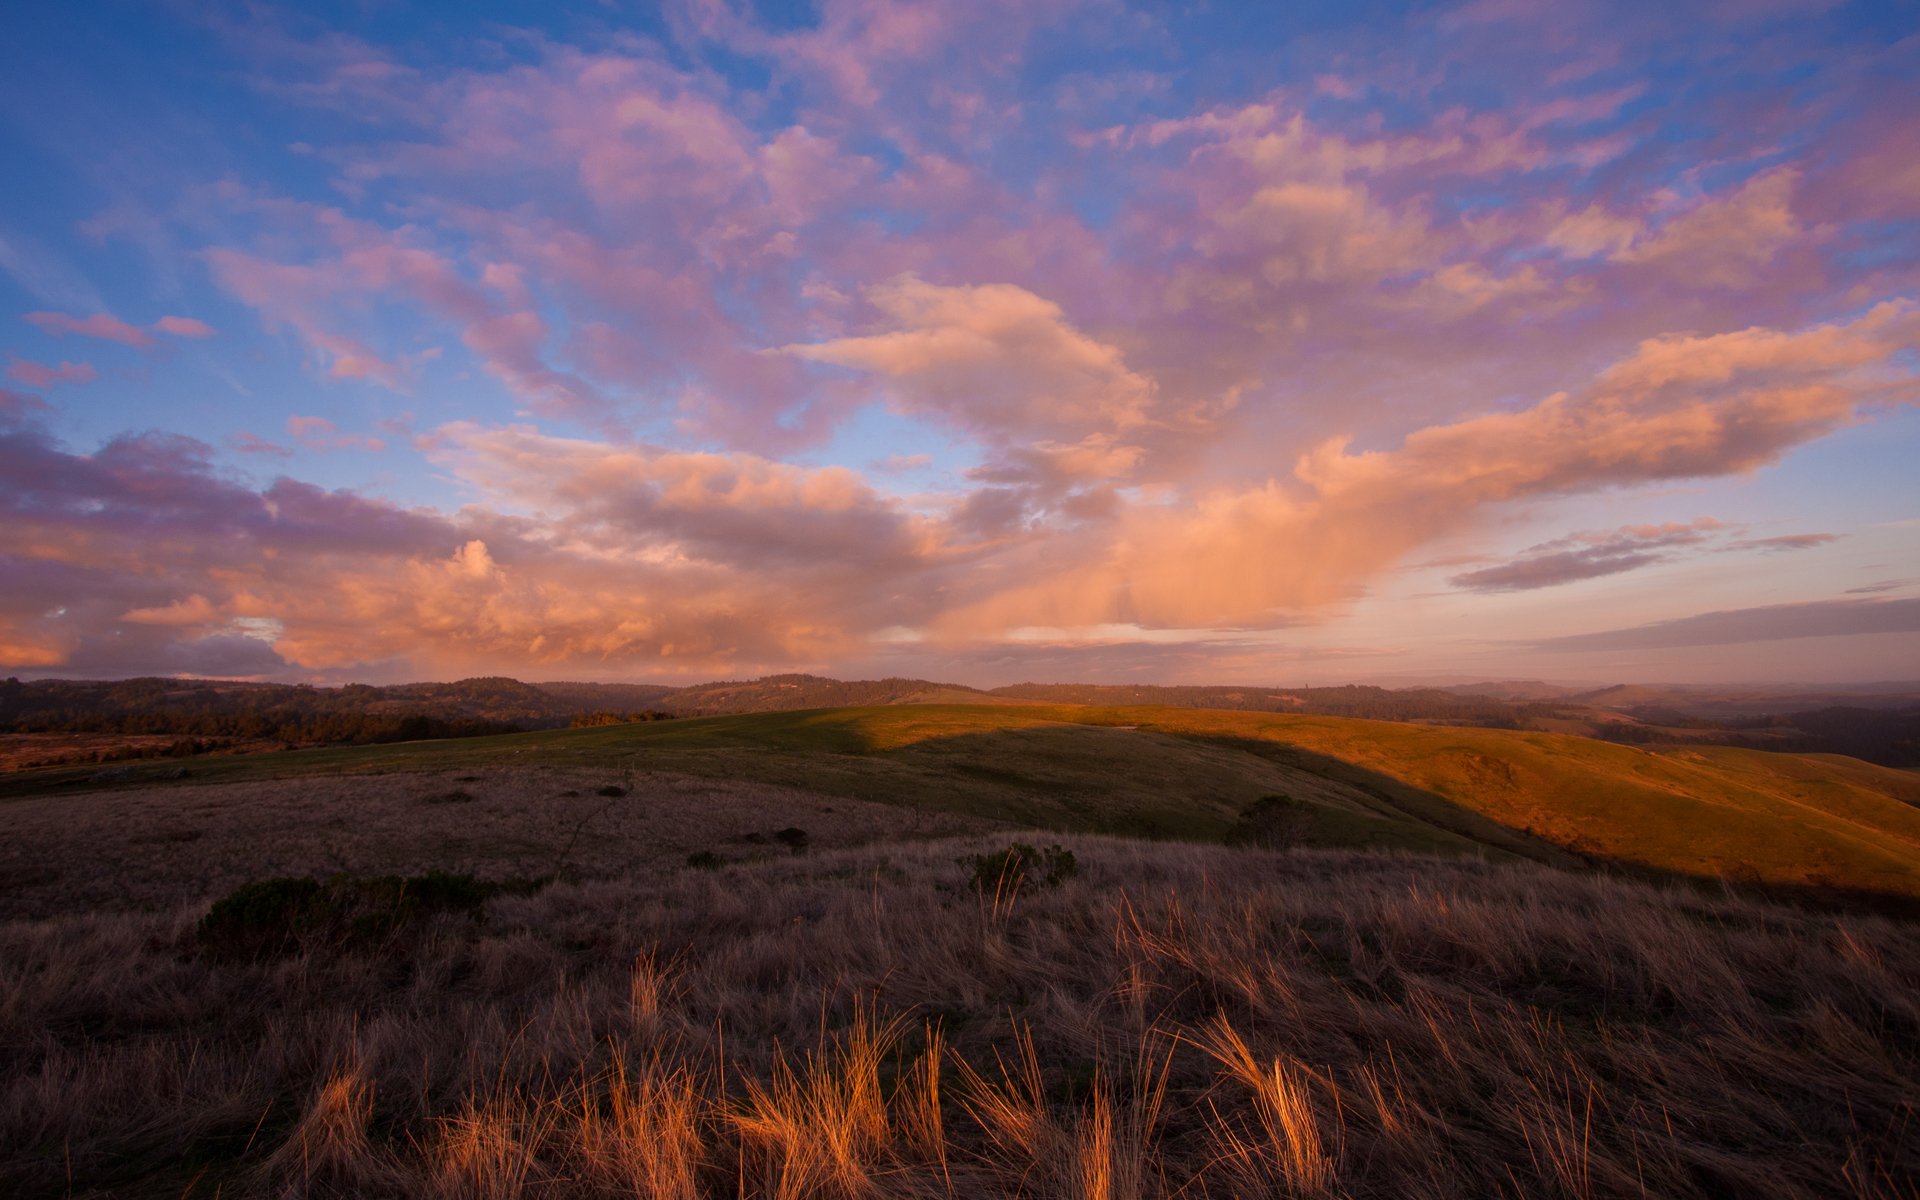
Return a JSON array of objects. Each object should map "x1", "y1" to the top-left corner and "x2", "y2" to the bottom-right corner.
[{"x1": 3, "y1": 704, "x2": 1918, "y2": 1197}]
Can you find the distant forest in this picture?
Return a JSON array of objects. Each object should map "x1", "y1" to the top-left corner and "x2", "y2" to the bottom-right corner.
[{"x1": 3, "y1": 672, "x2": 1914, "y2": 767}]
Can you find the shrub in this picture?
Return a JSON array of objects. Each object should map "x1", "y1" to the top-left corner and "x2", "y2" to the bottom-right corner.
[
  {"x1": 686, "y1": 850, "x2": 724, "y2": 870},
  {"x1": 774, "y1": 827, "x2": 810, "y2": 854},
  {"x1": 596, "y1": 784, "x2": 628, "y2": 798},
  {"x1": 195, "y1": 871, "x2": 500, "y2": 960},
  {"x1": 964, "y1": 842, "x2": 1079, "y2": 893},
  {"x1": 1226, "y1": 793, "x2": 1314, "y2": 849},
  {"x1": 195, "y1": 878, "x2": 326, "y2": 959}
]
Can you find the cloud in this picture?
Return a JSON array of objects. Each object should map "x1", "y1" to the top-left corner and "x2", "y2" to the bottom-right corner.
[
  {"x1": 1722, "y1": 533, "x2": 1840, "y2": 553},
  {"x1": 207, "y1": 202, "x2": 600, "y2": 417},
  {"x1": 5, "y1": 359, "x2": 96, "y2": 389},
  {"x1": 1614, "y1": 169, "x2": 1813, "y2": 286},
  {"x1": 24, "y1": 311, "x2": 154, "y2": 348},
  {"x1": 23, "y1": 310, "x2": 219, "y2": 347},
  {"x1": 230, "y1": 432, "x2": 294, "y2": 457},
  {"x1": 1530, "y1": 597, "x2": 1920, "y2": 651},
  {"x1": 937, "y1": 301, "x2": 1920, "y2": 632},
  {"x1": 784, "y1": 276, "x2": 1156, "y2": 444},
  {"x1": 122, "y1": 594, "x2": 222, "y2": 626},
  {"x1": 287, "y1": 415, "x2": 386, "y2": 453},
  {"x1": 1448, "y1": 519, "x2": 1723, "y2": 593},
  {"x1": 8, "y1": 5, "x2": 1918, "y2": 681},
  {"x1": 152, "y1": 315, "x2": 216, "y2": 338},
  {"x1": 0, "y1": 418, "x2": 912, "y2": 678},
  {"x1": 0, "y1": 386, "x2": 51, "y2": 419}
]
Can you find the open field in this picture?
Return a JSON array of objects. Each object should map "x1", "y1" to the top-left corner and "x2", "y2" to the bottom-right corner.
[
  {"x1": 0, "y1": 766, "x2": 997, "y2": 922},
  {"x1": 6, "y1": 703, "x2": 1919, "y2": 1196},
  {"x1": 11, "y1": 703, "x2": 1919, "y2": 903},
  {"x1": 4, "y1": 837, "x2": 1917, "y2": 1198}
]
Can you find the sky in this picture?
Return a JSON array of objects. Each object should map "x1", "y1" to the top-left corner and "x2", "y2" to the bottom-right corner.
[{"x1": 1, "y1": 0, "x2": 1917, "y2": 687}]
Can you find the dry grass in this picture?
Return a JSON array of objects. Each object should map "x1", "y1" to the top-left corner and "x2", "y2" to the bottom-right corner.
[
  {"x1": 3, "y1": 836, "x2": 1917, "y2": 1197},
  {"x1": 0, "y1": 766, "x2": 999, "y2": 920}
]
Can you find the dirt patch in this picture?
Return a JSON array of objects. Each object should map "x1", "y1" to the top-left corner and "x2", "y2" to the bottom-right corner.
[{"x1": 0, "y1": 766, "x2": 1004, "y2": 920}]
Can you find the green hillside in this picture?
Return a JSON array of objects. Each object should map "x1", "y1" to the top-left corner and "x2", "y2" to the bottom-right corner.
[{"x1": 13, "y1": 703, "x2": 1920, "y2": 901}]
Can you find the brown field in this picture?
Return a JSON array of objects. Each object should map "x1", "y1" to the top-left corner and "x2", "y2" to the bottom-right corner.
[
  {"x1": 5, "y1": 707, "x2": 1918, "y2": 1197},
  {"x1": 0, "y1": 767, "x2": 998, "y2": 921},
  {"x1": 4, "y1": 835, "x2": 1919, "y2": 1198}
]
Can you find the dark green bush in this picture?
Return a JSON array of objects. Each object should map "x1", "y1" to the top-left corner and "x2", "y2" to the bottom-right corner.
[
  {"x1": 195, "y1": 871, "x2": 500, "y2": 960},
  {"x1": 964, "y1": 842, "x2": 1079, "y2": 893},
  {"x1": 195, "y1": 878, "x2": 327, "y2": 959},
  {"x1": 1225, "y1": 793, "x2": 1314, "y2": 849}
]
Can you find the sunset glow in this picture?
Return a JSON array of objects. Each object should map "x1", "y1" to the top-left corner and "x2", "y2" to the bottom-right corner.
[{"x1": 3, "y1": 0, "x2": 1916, "y2": 684}]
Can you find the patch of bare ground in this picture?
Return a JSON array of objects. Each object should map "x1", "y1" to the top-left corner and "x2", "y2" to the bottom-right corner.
[
  {"x1": 0, "y1": 767, "x2": 1001, "y2": 920},
  {"x1": 2, "y1": 838, "x2": 1916, "y2": 1198}
]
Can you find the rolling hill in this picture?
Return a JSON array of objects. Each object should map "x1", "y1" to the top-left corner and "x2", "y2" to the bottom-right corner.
[{"x1": 14, "y1": 702, "x2": 1919, "y2": 906}]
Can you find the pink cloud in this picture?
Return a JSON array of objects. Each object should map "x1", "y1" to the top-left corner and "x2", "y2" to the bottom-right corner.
[
  {"x1": 286, "y1": 415, "x2": 386, "y2": 453},
  {"x1": 6, "y1": 359, "x2": 97, "y2": 389},
  {"x1": 23, "y1": 311, "x2": 154, "y2": 347},
  {"x1": 1613, "y1": 167, "x2": 1812, "y2": 286},
  {"x1": 153, "y1": 315, "x2": 216, "y2": 338},
  {"x1": 0, "y1": 386, "x2": 51, "y2": 419},
  {"x1": 23, "y1": 310, "x2": 219, "y2": 346},
  {"x1": 230, "y1": 432, "x2": 294, "y2": 457}
]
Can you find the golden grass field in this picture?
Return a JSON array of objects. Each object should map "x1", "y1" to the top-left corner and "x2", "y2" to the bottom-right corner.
[{"x1": 3, "y1": 704, "x2": 1918, "y2": 1197}]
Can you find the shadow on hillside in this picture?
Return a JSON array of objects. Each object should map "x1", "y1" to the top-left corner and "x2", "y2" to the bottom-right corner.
[
  {"x1": 859, "y1": 723, "x2": 1920, "y2": 920},
  {"x1": 11, "y1": 710, "x2": 1919, "y2": 919}
]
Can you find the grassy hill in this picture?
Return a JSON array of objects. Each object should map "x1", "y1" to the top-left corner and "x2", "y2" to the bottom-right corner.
[{"x1": 16, "y1": 702, "x2": 1919, "y2": 904}]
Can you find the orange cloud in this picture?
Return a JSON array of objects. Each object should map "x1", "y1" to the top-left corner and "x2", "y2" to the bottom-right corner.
[
  {"x1": 784, "y1": 276, "x2": 1157, "y2": 443},
  {"x1": 936, "y1": 301, "x2": 1919, "y2": 634}
]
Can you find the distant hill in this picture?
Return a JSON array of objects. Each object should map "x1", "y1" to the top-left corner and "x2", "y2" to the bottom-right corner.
[
  {"x1": 1436, "y1": 680, "x2": 1586, "y2": 702},
  {"x1": 7, "y1": 672, "x2": 1917, "y2": 768},
  {"x1": 989, "y1": 682, "x2": 1545, "y2": 726},
  {"x1": 641, "y1": 673, "x2": 993, "y2": 715}
]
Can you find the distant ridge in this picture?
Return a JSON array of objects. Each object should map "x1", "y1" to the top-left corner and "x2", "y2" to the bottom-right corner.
[{"x1": 4, "y1": 672, "x2": 1916, "y2": 765}]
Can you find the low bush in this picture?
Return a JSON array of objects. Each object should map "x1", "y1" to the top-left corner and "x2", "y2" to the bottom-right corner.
[
  {"x1": 774, "y1": 826, "x2": 810, "y2": 853},
  {"x1": 964, "y1": 841, "x2": 1078, "y2": 893},
  {"x1": 195, "y1": 871, "x2": 502, "y2": 960},
  {"x1": 1226, "y1": 793, "x2": 1314, "y2": 849}
]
